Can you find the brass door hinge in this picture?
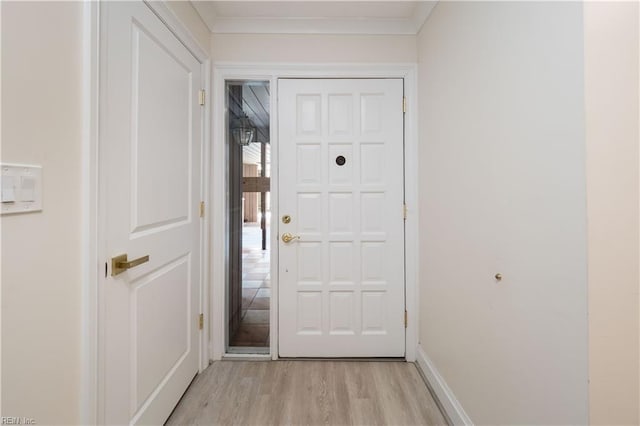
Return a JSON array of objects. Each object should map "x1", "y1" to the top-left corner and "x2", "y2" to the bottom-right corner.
[
  {"x1": 200, "y1": 201, "x2": 205, "y2": 218},
  {"x1": 199, "y1": 89, "x2": 206, "y2": 106},
  {"x1": 403, "y1": 203, "x2": 408, "y2": 220},
  {"x1": 199, "y1": 313, "x2": 204, "y2": 330},
  {"x1": 403, "y1": 97, "x2": 407, "y2": 113},
  {"x1": 404, "y1": 310, "x2": 408, "y2": 328}
]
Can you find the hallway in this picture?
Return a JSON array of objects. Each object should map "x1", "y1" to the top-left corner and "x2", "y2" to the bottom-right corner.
[
  {"x1": 166, "y1": 361, "x2": 447, "y2": 425},
  {"x1": 2, "y1": 1, "x2": 637, "y2": 424}
]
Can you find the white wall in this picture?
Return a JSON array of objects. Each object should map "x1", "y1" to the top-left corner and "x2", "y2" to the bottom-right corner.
[
  {"x1": 417, "y1": 2, "x2": 589, "y2": 424},
  {"x1": 211, "y1": 33, "x2": 416, "y2": 63},
  {"x1": 585, "y1": 2, "x2": 640, "y2": 424},
  {"x1": 1, "y1": 2, "x2": 83, "y2": 423}
]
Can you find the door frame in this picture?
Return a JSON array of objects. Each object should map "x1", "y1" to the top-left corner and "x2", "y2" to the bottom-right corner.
[
  {"x1": 211, "y1": 63, "x2": 419, "y2": 362},
  {"x1": 81, "y1": 2, "x2": 211, "y2": 424}
]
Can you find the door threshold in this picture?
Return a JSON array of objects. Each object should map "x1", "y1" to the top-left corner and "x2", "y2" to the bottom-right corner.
[
  {"x1": 222, "y1": 353, "x2": 272, "y2": 361},
  {"x1": 223, "y1": 347, "x2": 271, "y2": 360},
  {"x1": 277, "y1": 357, "x2": 406, "y2": 362},
  {"x1": 226, "y1": 346, "x2": 270, "y2": 354}
]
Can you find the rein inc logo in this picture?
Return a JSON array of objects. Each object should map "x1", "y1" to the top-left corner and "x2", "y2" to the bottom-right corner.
[{"x1": 1, "y1": 418, "x2": 36, "y2": 425}]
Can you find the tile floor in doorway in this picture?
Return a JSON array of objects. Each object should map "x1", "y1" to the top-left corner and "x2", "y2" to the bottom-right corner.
[{"x1": 230, "y1": 224, "x2": 270, "y2": 347}]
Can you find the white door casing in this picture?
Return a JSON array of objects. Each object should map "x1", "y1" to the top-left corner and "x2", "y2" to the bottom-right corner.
[
  {"x1": 100, "y1": 2, "x2": 202, "y2": 424},
  {"x1": 278, "y1": 78, "x2": 405, "y2": 357}
]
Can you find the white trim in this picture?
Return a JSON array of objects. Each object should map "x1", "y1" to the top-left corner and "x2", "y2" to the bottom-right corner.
[
  {"x1": 86, "y1": 1, "x2": 211, "y2": 423},
  {"x1": 211, "y1": 63, "x2": 419, "y2": 361},
  {"x1": 0, "y1": 0, "x2": 4, "y2": 415},
  {"x1": 192, "y1": 2, "x2": 437, "y2": 35},
  {"x1": 415, "y1": 345, "x2": 474, "y2": 426},
  {"x1": 210, "y1": 69, "x2": 227, "y2": 361},
  {"x1": 200, "y1": 60, "x2": 212, "y2": 371},
  {"x1": 404, "y1": 67, "x2": 419, "y2": 362},
  {"x1": 211, "y1": 17, "x2": 418, "y2": 35},
  {"x1": 143, "y1": 0, "x2": 208, "y2": 62},
  {"x1": 269, "y1": 75, "x2": 280, "y2": 360},
  {"x1": 81, "y1": 1, "x2": 100, "y2": 424},
  {"x1": 412, "y1": 2, "x2": 438, "y2": 33}
]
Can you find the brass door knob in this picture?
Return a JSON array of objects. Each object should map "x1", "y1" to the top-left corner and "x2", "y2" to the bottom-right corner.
[{"x1": 281, "y1": 233, "x2": 300, "y2": 243}]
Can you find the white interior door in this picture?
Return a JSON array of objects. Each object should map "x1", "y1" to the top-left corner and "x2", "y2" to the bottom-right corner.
[
  {"x1": 100, "y1": 2, "x2": 203, "y2": 424},
  {"x1": 278, "y1": 79, "x2": 405, "y2": 357}
]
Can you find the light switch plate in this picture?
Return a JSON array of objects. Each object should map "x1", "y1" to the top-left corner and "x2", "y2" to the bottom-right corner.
[
  {"x1": 1, "y1": 175, "x2": 16, "y2": 203},
  {"x1": 1, "y1": 163, "x2": 43, "y2": 215}
]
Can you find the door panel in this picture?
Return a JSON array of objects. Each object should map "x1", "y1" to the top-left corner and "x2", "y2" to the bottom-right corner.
[
  {"x1": 101, "y1": 2, "x2": 202, "y2": 424},
  {"x1": 278, "y1": 79, "x2": 405, "y2": 357}
]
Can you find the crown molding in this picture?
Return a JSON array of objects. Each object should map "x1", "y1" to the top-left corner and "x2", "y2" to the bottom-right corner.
[
  {"x1": 411, "y1": 1, "x2": 437, "y2": 33},
  {"x1": 191, "y1": 2, "x2": 437, "y2": 35}
]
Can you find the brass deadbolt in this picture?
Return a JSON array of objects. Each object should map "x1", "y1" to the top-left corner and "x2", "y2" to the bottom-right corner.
[
  {"x1": 282, "y1": 215, "x2": 291, "y2": 224},
  {"x1": 495, "y1": 273, "x2": 503, "y2": 281}
]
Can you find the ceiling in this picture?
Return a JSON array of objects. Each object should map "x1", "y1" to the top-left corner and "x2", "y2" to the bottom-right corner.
[
  {"x1": 227, "y1": 81, "x2": 271, "y2": 166},
  {"x1": 191, "y1": 1, "x2": 437, "y2": 35}
]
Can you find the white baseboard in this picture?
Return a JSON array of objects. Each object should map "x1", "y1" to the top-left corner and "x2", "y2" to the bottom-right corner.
[{"x1": 415, "y1": 344, "x2": 474, "y2": 426}]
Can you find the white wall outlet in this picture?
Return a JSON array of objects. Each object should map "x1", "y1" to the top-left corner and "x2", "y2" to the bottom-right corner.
[{"x1": 1, "y1": 163, "x2": 43, "y2": 215}]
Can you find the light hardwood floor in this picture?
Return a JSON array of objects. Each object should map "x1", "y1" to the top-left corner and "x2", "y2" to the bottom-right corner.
[{"x1": 166, "y1": 361, "x2": 448, "y2": 426}]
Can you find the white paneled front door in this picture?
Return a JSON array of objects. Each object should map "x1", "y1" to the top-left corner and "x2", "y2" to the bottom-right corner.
[
  {"x1": 278, "y1": 79, "x2": 405, "y2": 357},
  {"x1": 100, "y1": 2, "x2": 202, "y2": 424}
]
